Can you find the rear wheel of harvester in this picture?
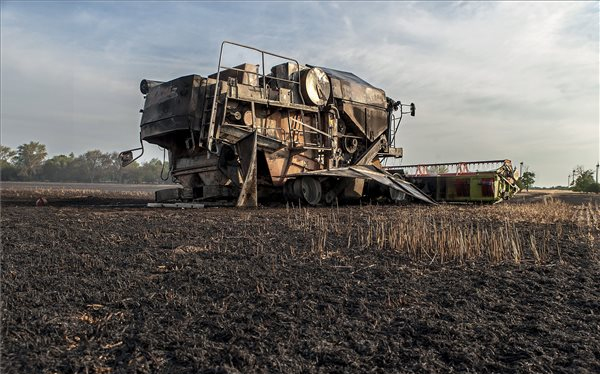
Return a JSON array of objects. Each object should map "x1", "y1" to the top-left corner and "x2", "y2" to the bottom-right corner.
[
  {"x1": 325, "y1": 190, "x2": 338, "y2": 205},
  {"x1": 301, "y1": 177, "x2": 322, "y2": 206},
  {"x1": 293, "y1": 179, "x2": 304, "y2": 200}
]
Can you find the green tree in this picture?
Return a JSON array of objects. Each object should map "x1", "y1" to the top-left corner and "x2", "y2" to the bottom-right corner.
[
  {"x1": 15, "y1": 141, "x2": 47, "y2": 179},
  {"x1": 572, "y1": 167, "x2": 595, "y2": 192},
  {"x1": 585, "y1": 183, "x2": 600, "y2": 193},
  {"x1": 41, "y1": 153, "x2": 76, "y2": 181},
  {"x1": 0, "y1": 145, "x2": 16, "y2": 163},
  {"x1": 120, "y1": 160, "x2": 141, "y2": 183},
  {"x1": 102, "y1": 152, "x2": 122, "y2": 182},
  {"x1": 519, "y1": 170, "x2": 535, "y2": 191},
  {"x1": 82, "y1": 150, "x2": 103, "y2": 182},
  {"x1": 147, "y1": 158, "x2": 170, "y2": 183},
  {"x1": 0, "y1": 145, "x2": 19, "y2": 180},
  {"x1": 77, "y1": 150, "x2": 117, "y2": 182},
  {"x1": 520, "y1": 171, "x2": 535, "y2": 191}
]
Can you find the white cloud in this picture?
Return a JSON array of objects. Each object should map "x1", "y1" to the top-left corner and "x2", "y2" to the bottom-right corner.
[{"x1": 1, "y1": 2, "x2": 598, "y2": 186}]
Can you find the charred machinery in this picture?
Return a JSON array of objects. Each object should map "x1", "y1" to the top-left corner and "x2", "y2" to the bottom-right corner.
[{"x1": 121, "y1": 41, "x2": 434, "y2": 206}]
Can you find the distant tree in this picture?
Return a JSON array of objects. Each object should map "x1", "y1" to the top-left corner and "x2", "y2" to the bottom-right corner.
[
  {"x1": 520, "y1": 171, "x2": 535, "y2": 191},
  {"x1": 102, "y1": 152, "x2": 122, "y2": 182},
  {"x1": 140, "y1": 158, "x2": 169, "y2": 183},
  {"x1": 77, "y1": 150, "x2": 117, "y2": 182},
  {"x1": 427, "y1": 165, "x2": 449, "y2": 175},
  {"x1": 15, "y1": 141, "x2": 47, "y2": 179},
  {"x1": 585, "y1": 183, "x2": 600, "y2": 193},
  {"x1": 40, "y1": 153, "x2": 76, "y2": 181},
  {"x1": 572, "y1": 167, "x2": 595, "y2": 192},
  {"x1": 120, "y1": 160, "x2": 142, "y2": 183},
  {"x1": 0, "y1": 145, "x2": 19, "y2": 180},
  {"x1": 4, "y1": 143, "x2": 171, "y2": 183},
  {"x1": 0, "y1": 145, "x2": 16, "y2": 163}
]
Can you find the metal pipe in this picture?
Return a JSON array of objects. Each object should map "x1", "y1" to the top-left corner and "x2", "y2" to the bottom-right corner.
[
  {"x1": 262, "y1": 52, "x2": 266, "y2": 100},
  {"x1": 207, "y1": 41, "x2": 227, "y2": 154},
  {"x1": 140, "y1": 79, "x2": 163, "y2": 94},
  {"x1": 519, "y1": 161, "x2": 523, "y2": 177},
  {"x1": 393, "y1": 160, "x2": 510, "y2": 169}
]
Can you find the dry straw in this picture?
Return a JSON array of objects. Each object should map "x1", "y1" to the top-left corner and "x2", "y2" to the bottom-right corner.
[{"x1": 287, "y1": 199, "x2": 599, "y2": 265}]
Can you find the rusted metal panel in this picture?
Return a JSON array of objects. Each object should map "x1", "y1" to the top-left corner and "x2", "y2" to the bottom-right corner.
[
  {"x1": 318, "y1": 67, "x2": 386, "y2": 107},
  {"x1": 208, "y1": 63, "x2": 259, "y2": 87}
]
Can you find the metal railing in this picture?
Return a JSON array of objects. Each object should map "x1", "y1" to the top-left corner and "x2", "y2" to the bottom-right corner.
[
  {"x1": 387, "y1": 160, "x2": 512, "y2": 176},
  {"x1": 206, "y1": 41, "x2": 306, "y2": 154}
]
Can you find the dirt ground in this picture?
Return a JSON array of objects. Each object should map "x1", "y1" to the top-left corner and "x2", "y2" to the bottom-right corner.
[{"x1": 1, "y1": 185, "x2": 599, "y2": 373}]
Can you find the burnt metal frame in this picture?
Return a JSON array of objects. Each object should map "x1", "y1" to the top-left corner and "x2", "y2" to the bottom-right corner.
[{"x1": 206, "y1": 41, "x2": 307, "y2": 154}]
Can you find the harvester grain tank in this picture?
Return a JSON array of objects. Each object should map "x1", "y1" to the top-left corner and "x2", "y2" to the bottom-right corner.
[{"x1": 120, "y1": 41, "x2": 434, "y2": 206}]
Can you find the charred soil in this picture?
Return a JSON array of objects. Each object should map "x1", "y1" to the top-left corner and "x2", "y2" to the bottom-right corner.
[{"x1": 1, "y1": 189, "x2": 599, "y2": 373}]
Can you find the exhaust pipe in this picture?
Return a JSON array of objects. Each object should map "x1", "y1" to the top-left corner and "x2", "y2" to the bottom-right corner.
[{"x1": 140, "y1": 79, "x2": 163, "y2": 94}]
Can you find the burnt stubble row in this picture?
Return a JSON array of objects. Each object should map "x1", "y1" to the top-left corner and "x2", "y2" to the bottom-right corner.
[{"x1": 1, "y1": 191, "x2": 599, "y2": 373}]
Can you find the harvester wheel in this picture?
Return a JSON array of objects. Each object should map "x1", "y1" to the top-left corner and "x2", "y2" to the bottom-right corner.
[
  {"x1": 301, "y1": 177, "x2": 322, "y2": 206},
  {"x1": 292, "y1": 179, "x2": 303, "y2": 200},
  {"x1": 343, "y1": 133, "x2": 359, "y2": 154},
  {"x1": 325, "y1": 190, "x2": 338, "y2": 205},
  {"x1": 389, "y1": 188, "x2": 406, "y2": 202}
]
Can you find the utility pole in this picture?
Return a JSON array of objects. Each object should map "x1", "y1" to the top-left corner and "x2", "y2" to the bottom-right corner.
[
  {"x1": 596, "y1": 162, "x2": 599, "y2": 184},
  {"x1": 519, "y1": 162, "x2": 523, "y2": 176},
  {"x1": 568, "y1": 175, "x2": 571, "y2": 187},
  {"x1": 572, "y1": 169, "x2": 576, "y2": 186}
]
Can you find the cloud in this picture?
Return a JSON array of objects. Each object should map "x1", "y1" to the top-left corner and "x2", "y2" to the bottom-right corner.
[{"x1": 1, "y1": 1, "x2": 598, "y2": 186}]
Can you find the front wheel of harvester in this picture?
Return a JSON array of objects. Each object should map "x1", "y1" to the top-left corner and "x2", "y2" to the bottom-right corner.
[{"x1": 301, "y1": 177, "x2": 322, "y2": 206}]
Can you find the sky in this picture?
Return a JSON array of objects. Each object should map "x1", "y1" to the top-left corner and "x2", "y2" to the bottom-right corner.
[{"x1": 1, "y1": 1, "x2": 598, "y2": 187}]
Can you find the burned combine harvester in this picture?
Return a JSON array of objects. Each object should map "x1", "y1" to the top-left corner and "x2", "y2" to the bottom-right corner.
[{"x1": 120, "y1": 41, "x2": 435, "y2": 206}]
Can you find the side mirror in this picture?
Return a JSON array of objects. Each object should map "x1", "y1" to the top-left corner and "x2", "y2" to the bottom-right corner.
[
  {"x1": 119, "y1": 151, "x2": 134, "y2": 167},
  {"x1": 410, "y1": 103, "x2": 416, "y2": 117},
  {"x1": 119, "y1": 147, "x2": 143, "y2": 167}
]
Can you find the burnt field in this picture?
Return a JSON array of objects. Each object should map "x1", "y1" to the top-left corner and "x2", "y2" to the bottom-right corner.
[{"x1": 1, "y1": 186, "x2": 599, "y2": 373}]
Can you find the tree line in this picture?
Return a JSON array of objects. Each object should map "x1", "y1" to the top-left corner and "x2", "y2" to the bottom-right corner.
[
  {"x1": 506, "y1": 164, "x2": 598, "y2": 193},
  {"x1": 1, "y1": 142, "x2": 170, "y2": 184},
  {"x1": 569, "y1": 165, "x2": 600, "y2": 193},
  {"x1": 2, "y1": 141, "x2": 599, "y2": 191}
]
